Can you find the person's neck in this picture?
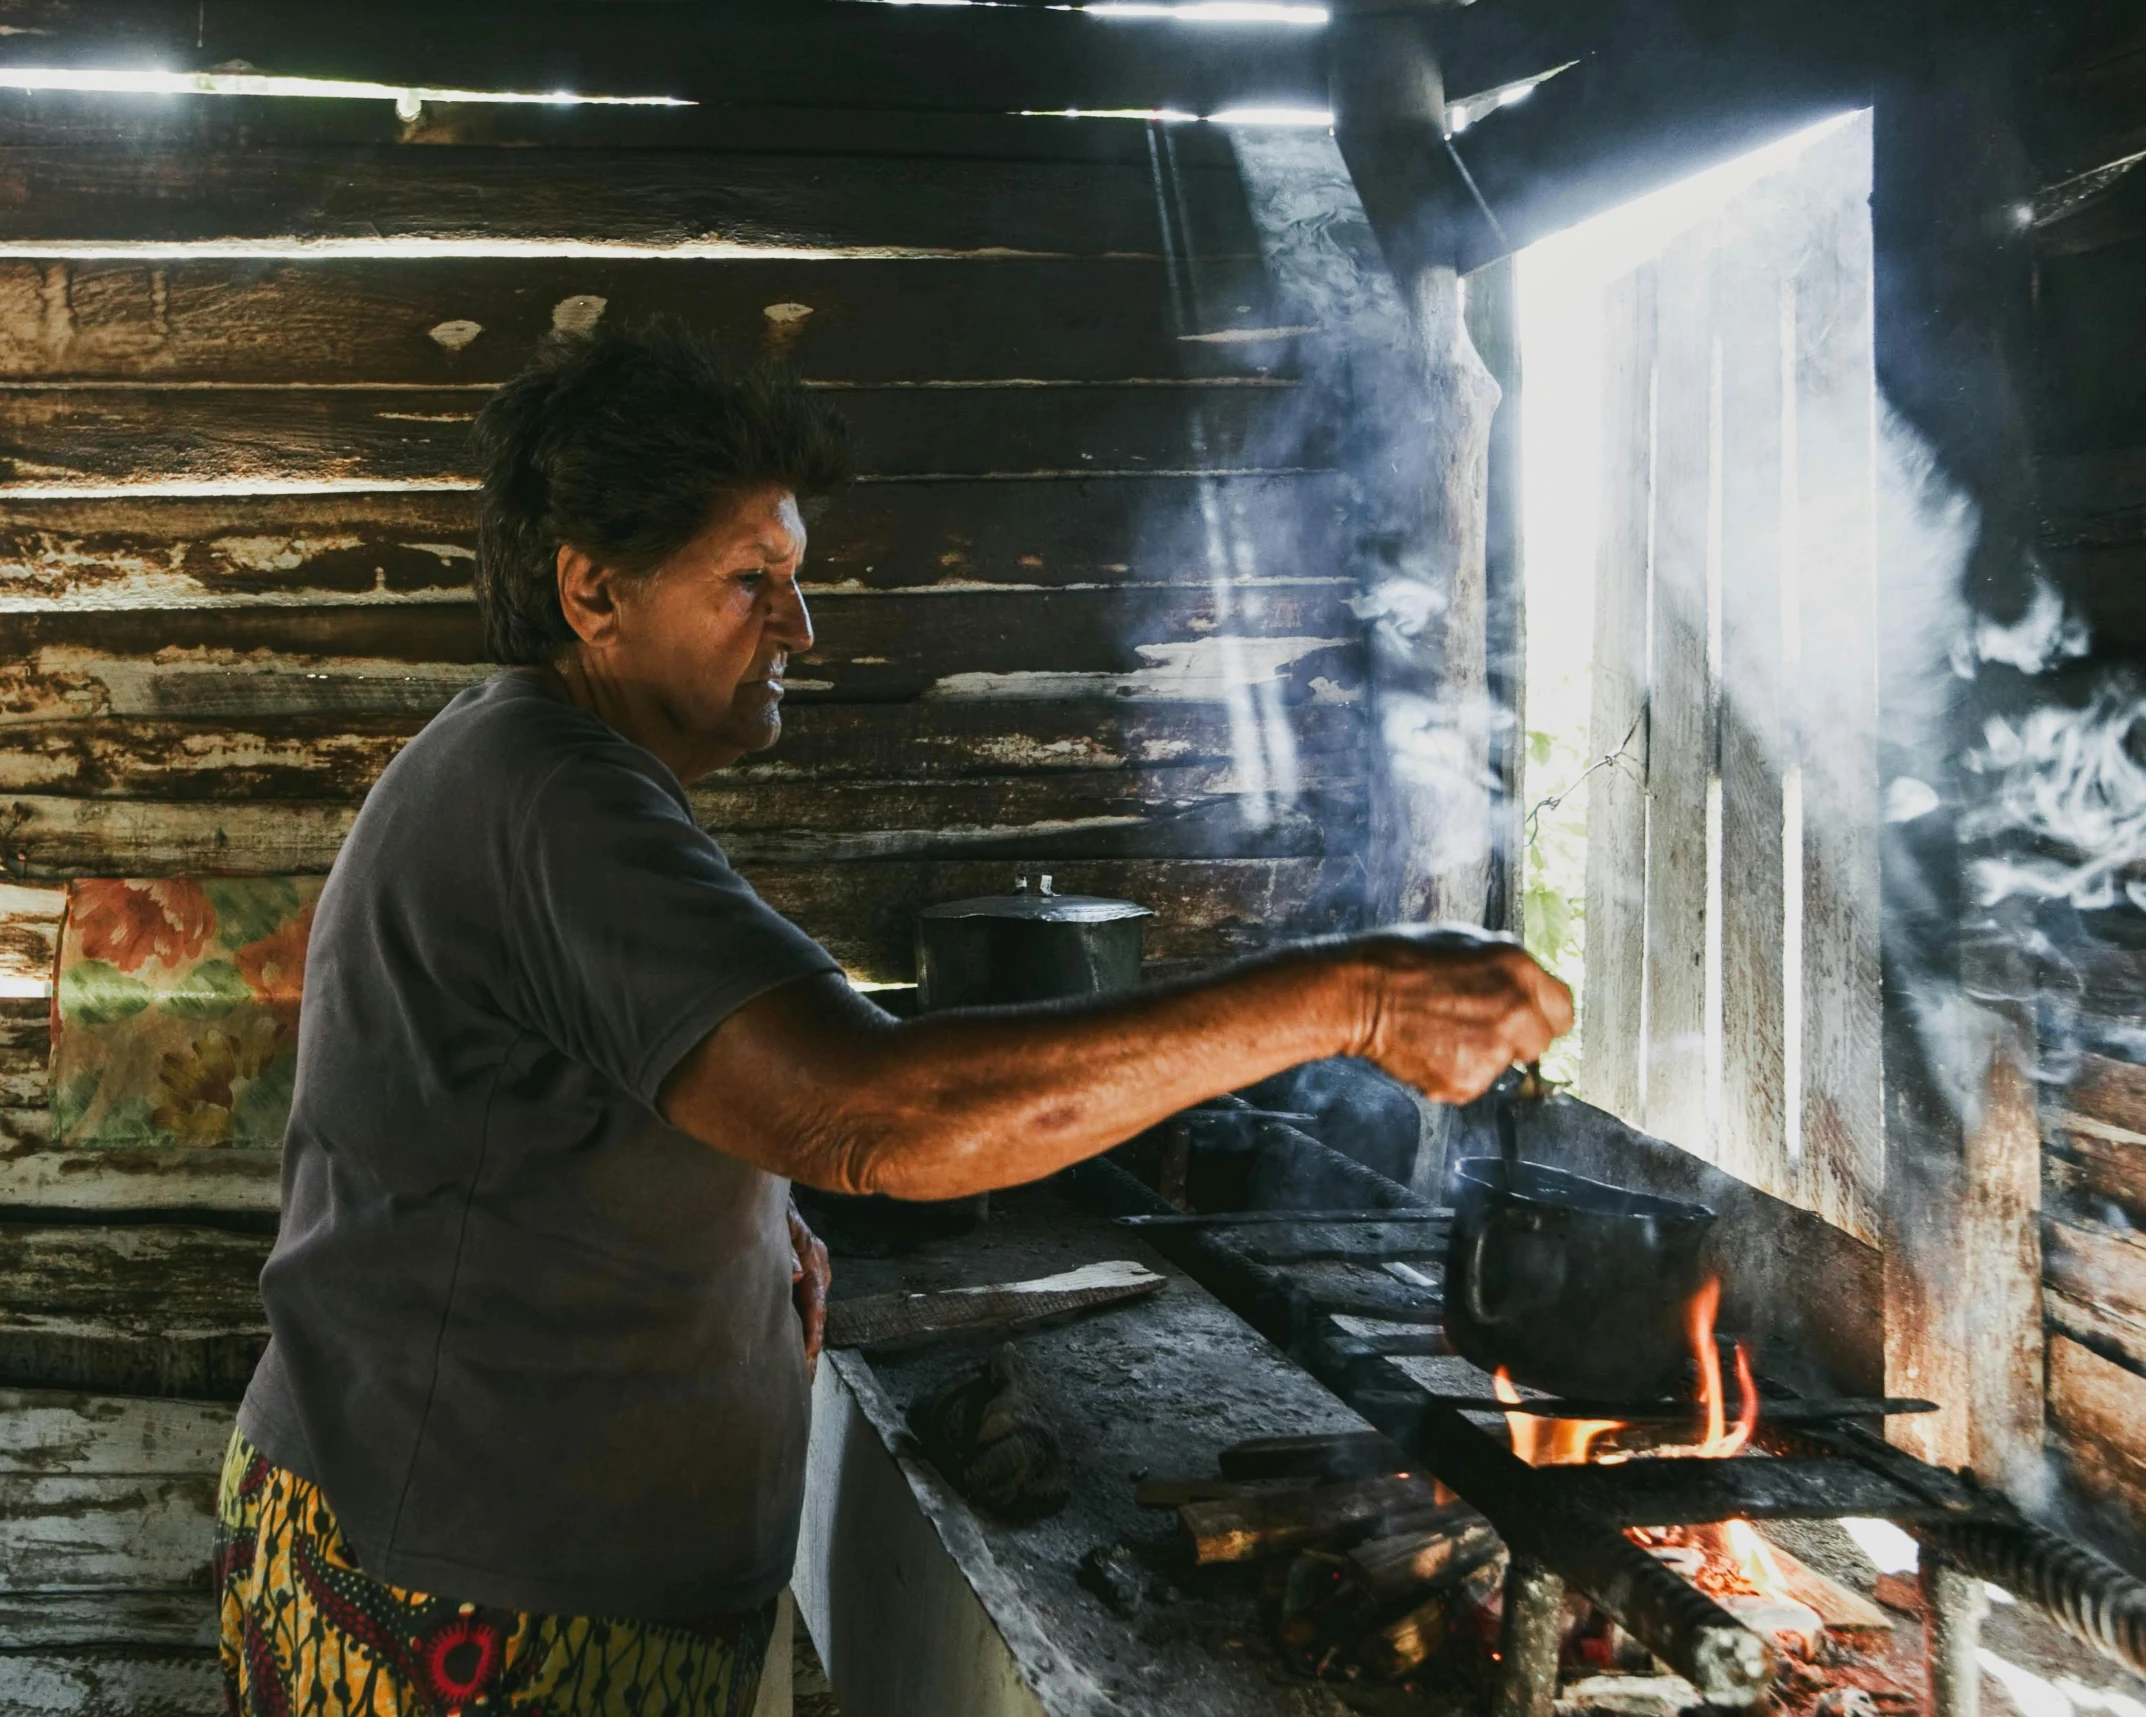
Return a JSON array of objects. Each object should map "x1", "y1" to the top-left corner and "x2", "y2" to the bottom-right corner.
[{"x1": 534, "y1": 657, "x2": 742, "y2": 783}]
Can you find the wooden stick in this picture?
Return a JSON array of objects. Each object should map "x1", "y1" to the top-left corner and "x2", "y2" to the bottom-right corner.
[
  {"x1": 823, "y1": 1258, "x2": 1164, "y2": 1350},
  {"x1": 1218, "y1": 1428, "x2": 1414, "y2": 1483}
]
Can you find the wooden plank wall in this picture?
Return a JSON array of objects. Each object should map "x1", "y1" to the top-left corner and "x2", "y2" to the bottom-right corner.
[
  {"x1": 0, "y1": 3, "x2": 1387, "y2": 1690},
  {"x1": 2024, "y1": 9, "x2": 2146, "y2": 1546},
  {"x1": 1577, "y1": 119, "x2": 1885, "y2": 1245}
]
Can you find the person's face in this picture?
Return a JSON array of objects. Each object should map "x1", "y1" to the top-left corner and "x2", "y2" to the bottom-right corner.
[{"x1": 556, "y1": 483, "x2": 813, "y2": 770}]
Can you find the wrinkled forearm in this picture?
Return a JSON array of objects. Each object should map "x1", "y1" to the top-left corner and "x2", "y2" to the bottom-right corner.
[
  {"x1": 666, "y1": 944, "x2": 1370, "y2": 1200},
  {"x1": 818, "y1": 948, "x2": 1365, "y2": 1198}
]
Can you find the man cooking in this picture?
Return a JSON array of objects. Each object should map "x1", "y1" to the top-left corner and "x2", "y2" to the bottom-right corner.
[{"x1": 217, "y1": 320, "x2": 1571, "y2": 1716}]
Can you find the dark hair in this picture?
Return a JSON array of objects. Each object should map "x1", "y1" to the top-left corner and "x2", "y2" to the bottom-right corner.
[{"x1": 471, "y1": 319, "x2": 855, "y2": 664}]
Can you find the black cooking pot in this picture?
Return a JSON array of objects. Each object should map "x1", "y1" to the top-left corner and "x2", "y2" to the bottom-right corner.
[
  {"x1": 1443, "y1": 1157, "x2": 1716, "y2": 1399},
  {"x1": 915, "y1": 875, "x2": 1151, "y2": 1010}
]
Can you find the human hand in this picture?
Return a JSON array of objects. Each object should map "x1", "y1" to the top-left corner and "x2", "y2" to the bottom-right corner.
[
  {"x1": 788, "y1": 1198, "x2": 831, "y2": 1380},
  {"x1": 1347, "y1": 926, "x2": 1574, "y2": 1105}
]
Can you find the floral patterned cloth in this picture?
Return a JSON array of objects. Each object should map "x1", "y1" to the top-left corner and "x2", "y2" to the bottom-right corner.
[
  {"x1": 216, "y1": 1430, "x2": 775, "y2": 1717},
  {"x1": 49, "y1": 876, "x2": 323, "y2": 1149}
]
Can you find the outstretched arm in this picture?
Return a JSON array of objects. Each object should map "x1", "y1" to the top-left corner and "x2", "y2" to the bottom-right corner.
[{"x1": 659, "y1": 928, "x2": 1570, "y2": 1201}]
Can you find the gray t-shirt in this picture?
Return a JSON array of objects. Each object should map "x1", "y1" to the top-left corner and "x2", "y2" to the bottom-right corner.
[{"x1": 238, "y1": 671, "x2": 841, "y2": 1619}]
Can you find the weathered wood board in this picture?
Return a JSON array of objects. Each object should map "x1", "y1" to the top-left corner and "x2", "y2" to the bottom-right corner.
[
  {"x1": 0, "y1": 850, "x2": 1361, "y2": 981},
  {"x1": 1639, "y1": 229, "x2": 1712, "y2": 1158},
  {"x1": 0, "y1": 1391, "x2": 231, "y2": 1654},
  {"x1": 0, "y1": 381, "x2": 1318, "y2": 488},
  {"x1": 0, "y1": 145, "x2": 1266, "y2": 259},
  {"x1": 0, "y1": 1, "x2": 1336, "y2": 125},
  {"x1": 0, "y1": 255, "x2": 1286, "y2": 386},
  {"x1": 0, "y1": 700, "x2": 1366, "y2": 799},
  {"x1": 2048, "y1": 1333, "x2": 2146, "y2": 1537},
  {"x1": 0, "y1": 1224, "x2": 270, "y2": 1398},
  {"x1": 0, "y1": 588, "x2": 1361, "y2": 715},
  {"x1": 0, "y1": 1145, "x2": 281, "y2": 1215},
  {"x1": 1577, "y1": 264, "x2": 1654, "y2": 1124},
  {"x1": 0, "y1": 1646, "x2": 219, "y2": 1717},
  {"x1": 0, "y1": 475, "x2": 1349, "y2": 607}
]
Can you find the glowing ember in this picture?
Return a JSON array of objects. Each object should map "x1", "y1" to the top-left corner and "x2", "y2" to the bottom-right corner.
[
  {"x1": 1723, "y1": 1518, "x2": 1794, "y2": 1602},
  {"x1": 1495, "y1": 1367, "x2": 1625, "y2": 1466}
]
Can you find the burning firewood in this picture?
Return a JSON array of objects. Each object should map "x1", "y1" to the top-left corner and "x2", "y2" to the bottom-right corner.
[
  {"x1": 1177, "y1": 1473, "x2": 1443, "y2": 1564},
  {"x1": 1346, "y1": 1512, "x2": 1502, "y2": 1610},
  {"x1": 1356, "y1": 1555, "x2": 1509, "y2": 1680}
]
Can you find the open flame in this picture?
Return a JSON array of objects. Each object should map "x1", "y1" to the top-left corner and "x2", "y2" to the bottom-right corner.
[
  {"x1": 1682, "y1": 1277, "x2": 1796, "y2": 1605},
  {"x1": 1495, "y1": 1367, "x2": 1624, "y2": 1465},
  {"x1": 1686, "y1": 1278, "x2": 1760, "y2": 1458}
]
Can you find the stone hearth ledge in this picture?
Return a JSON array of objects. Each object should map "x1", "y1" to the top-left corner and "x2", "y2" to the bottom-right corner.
[{"x1": 791, "y1": 1178, "x2": 1380, "y2": 1717}]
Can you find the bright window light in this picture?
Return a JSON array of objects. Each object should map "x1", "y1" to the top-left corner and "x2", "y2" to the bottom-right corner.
[
  {"x1": 0, "y1": 66, "x2": 688, "y2": 109},
  {"x1": 1205, "y1": 105, "x2": 1332, "y2": 127},
  {"x1": 1839, "y1": 1517, "x2": 1919, "y2": 1574},
  {"x1": 1018, "y1": 107, "x2": 1199, "y2": 123},
  {"x1": 1082, "y1": 3, "x2": 1328, "y2": 21}
]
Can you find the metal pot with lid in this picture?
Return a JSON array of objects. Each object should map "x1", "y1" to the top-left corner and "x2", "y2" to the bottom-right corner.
[{"x1": 915, "y1": 874, "x2": 1153, "y2": 1011}]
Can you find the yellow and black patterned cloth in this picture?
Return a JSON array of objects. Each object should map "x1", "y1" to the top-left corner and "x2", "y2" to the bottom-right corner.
[{"x1": 215, "y1": 1431, "x2": 775, "y2": 1717}]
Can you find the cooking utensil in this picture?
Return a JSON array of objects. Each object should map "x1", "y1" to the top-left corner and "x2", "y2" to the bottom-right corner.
[
  {"x1": 915, "y1": 873, "x2": 1151, "y2": 1010},
  {"x1": 1444, "y1": 1070, "x2": 1716, "y2": 1396}
]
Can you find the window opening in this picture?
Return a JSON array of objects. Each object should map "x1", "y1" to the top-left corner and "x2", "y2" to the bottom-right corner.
[{"x1": 1516, "y1": 110, "x2": 1879, "y2": 1238}]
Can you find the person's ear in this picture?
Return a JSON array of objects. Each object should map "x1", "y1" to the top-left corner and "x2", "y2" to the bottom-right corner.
[{"x1": 556, "y1": 544, "x2": 624, "y2": 646}]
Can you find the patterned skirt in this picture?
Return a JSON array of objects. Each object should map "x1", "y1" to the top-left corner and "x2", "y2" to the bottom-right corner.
[{"x1": 214, "y1": 1430, "x2": 775, "y2": 1717}]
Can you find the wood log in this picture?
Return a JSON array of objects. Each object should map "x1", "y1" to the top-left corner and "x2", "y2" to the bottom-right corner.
[
  {"x1": 0, "y1": 144, "x2": 1261, "y2": 259},
  {"x1": 1178, "y1": 1473, "x2": 1440, "y2": 1564},
  {"x1": 823, "y1": 1259, "x2": 1163, "y2": 1351},
  {"x1": 1357, "y1": 1556, "x2": 1506, "y2": 1680},
  {"x1": 1217, "y1": 1429, "x2": 1414, "y2": 1484},
  {"x1": 0, "y1": 473, "x2": 1348, "y2": 608},
  {"x1": 1347, "y1": 1513, "x2": 1500, "y2": 1609},
  {"x1": 0, "y1": 381, "x2": 1319, "y2": 490},
  {"x1": 0, "y1": 255, "x2": 1279, "y2": 387},
  {"x1": 1752, "y1": 1535, "x2": 1894, "y2": 1632}
]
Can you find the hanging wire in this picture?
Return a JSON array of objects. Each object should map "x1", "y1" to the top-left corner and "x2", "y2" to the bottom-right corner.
[{"x1": 1442, "y1": 132, "x2": 1514, "y2": 255}]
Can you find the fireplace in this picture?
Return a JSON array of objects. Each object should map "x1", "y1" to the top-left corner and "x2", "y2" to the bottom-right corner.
[{"x1": 1063, "y1": 1099, "x2": 2146, "y2": 1717}]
